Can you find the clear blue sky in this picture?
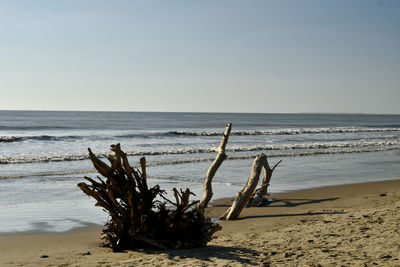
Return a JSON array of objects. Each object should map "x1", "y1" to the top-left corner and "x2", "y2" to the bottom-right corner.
[{"x1": 1, "y1": 0, "x2": 399, "y2": 114}]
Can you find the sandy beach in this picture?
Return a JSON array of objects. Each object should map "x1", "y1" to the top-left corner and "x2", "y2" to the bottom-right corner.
[
  {"x1": 1, "y1": 179, "x2": 399, "y2": 266},
  {"x1": 2, "y1": 0, "x2": 400, "y2": 265}
]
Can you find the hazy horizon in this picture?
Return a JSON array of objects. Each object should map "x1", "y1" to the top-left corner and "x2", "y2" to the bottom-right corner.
[
  {"x1": 1, "y1": 1, "x2": 399, "y2": 114},
  {"x1": 1, "y1": 109, "x2": 400, "y2": 116}
]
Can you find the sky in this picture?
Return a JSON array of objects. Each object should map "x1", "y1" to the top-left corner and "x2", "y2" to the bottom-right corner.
[{"x1": 0, "y1": 0, "x2": 399, "y2": 114}]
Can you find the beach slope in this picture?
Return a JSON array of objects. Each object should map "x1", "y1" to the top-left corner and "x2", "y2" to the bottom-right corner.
[{"x1": 1, "y1": 180, "x2": 399, "y2": 266}]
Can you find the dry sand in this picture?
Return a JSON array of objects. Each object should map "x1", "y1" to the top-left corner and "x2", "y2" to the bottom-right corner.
[{"x1": 1, "y1": 180, "x2": 399, "y2": 266}]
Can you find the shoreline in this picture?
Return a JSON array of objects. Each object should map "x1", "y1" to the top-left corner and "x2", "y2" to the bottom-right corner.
[
  {"x1": 1, "y1": 179, "x2": 400, "y2": 266},
  {"x1": 1, "y1": 179, "x2": 397, "y2": 236}
]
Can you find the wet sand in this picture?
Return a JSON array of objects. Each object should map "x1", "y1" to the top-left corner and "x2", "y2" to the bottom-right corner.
[{"x1": 1, "y1": 180, "x2": 399, "y2": 266}]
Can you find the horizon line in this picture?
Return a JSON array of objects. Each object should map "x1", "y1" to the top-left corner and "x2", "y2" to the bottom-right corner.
[{"x1": 0, "y1": 109, "x2": 399, "y2": 116}]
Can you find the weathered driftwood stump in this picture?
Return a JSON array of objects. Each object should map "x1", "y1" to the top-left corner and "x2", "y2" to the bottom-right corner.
[
  {"x1": 248, "y1": 158, "x2": 282, "y2": 207},
  {"x1": 78, "y1": 144, "x2": 221, "y2": 251},
  {"x1": 221, "y1": 154, "x2": 282, "y2": 220}
]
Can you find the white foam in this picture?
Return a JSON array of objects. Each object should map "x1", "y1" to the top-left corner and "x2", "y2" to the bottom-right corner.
[{"x1": 1, "y1": 139, "x2": 399, "y2": 165}]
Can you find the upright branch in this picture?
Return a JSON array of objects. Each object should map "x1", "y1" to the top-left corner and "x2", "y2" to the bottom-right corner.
[
  {"x1": 220, "y1": 154, "x2": 267, "y2": 220},
  {"x1": 219, "y1": 153, "x2": 282, "y2": 220},
  {"x1": 248, "y1": 159, "x2": 282, "y2": 207},
  {"x1": 198, "y1": 123, "x2": 232, "y2": 209}
]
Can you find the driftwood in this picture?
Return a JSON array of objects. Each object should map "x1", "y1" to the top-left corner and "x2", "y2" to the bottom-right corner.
[
  {"x1": 220, "y1": 154, "x2": 267, "y2": 220},
  {"x1": 221, "y1": 154, "x2": 282, "y2": 220},
  {"x1": 248, "y1": 158, "x2": 282, "y2": 207},
  {"x1": 198, "y1": 123, "x2": 232, "y2": 209},
  {"x1": 78, "y1": 144, "x2": 221, "y2": 251}
]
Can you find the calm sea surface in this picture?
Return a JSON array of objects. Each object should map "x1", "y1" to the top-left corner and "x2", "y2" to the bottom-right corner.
[{"x1": 1, "y1": 111, "x2": 399, "y2": 232}]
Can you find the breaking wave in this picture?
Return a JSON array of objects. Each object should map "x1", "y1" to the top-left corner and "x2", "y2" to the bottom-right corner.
[
  {"x1": 1, "y1": 140, "x2": 399, "y2": 165},
  {"x1": 0, "y1": 135, "x2": 83, "y2": 143},
  {"x1": 167, "y1": 127, "x2": 400, "y2": 137},
  {"x1": 1, "y1": 145, "x2": 399, "y2": 180},
  {"x1": 2, "y1": 127, "x2": 400, "y2": 143}
]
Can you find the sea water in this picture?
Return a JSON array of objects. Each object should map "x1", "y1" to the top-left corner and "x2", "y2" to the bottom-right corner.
[{"x1": 0, "y1": 111, "x2": 399, "y2": 232}]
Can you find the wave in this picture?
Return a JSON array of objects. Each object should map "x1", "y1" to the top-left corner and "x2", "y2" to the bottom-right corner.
[
  {"x1": 0, "y1": 135, "x2": 83, "y2": 143},
  {"x1": 0, "y1": 136, "x2": 24, "y2": 143},
  {"x1": 229, "y1": 140, "x2": 400, "y2": 152},
  {"x1": 1, "y1": 145, "x2": 399, "y2": 180},
  {"x1": 2, "y1": 127, "x2": 399, "y2": 143},
  {"x1": 1, "y1": 140, "x2": 400, "y2": 165},
  {"x1": 167, "y1": 127, "x2": 400, "y2": 137},
  {"x1": 364, "y1": 124, "x2": 400, "y2": 128}
]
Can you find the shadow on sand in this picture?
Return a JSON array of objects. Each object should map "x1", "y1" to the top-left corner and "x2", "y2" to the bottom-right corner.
[
  {"x1": 211, "y1": 197, "x2": 339, "y2": 208},
  {"x1": 120, "y1": 197, "x2": 345, "y2": 265},
  {"x1": 237, "y1": 197, "x2": 344, "y2": 219},
  {"x1": 139, "y1": 244, "x2": 263, "y2": 266},
  {"x1": 265, "y1": 197, "x2": 340, "y2": 207},
  {"x1": 238, "y1": 210, "x2": 345, "y2": 220}
]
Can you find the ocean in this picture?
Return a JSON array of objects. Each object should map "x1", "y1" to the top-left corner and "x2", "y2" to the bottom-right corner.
[{"x1": 1, "y1": 110, "x2": 399, "y2": 233}]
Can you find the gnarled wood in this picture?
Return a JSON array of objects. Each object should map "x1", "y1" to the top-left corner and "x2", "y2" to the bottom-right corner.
[
  {"x1": 78, "y1": 144, "x2": 221, "y2": 251},
  {"x1": 197, "y1": 123, "x2": 232, "y2": 209},
  {"x1": 221, "y1": 154, "x2": 267, "y2": 220},
  {"x1": 248, "y1": 159, "x2": 282, "y2": 207}
]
